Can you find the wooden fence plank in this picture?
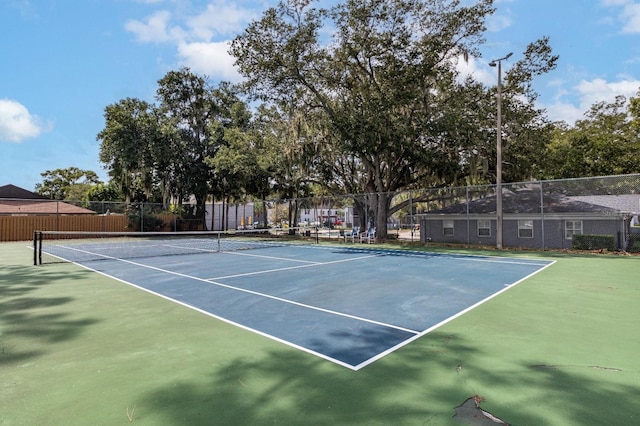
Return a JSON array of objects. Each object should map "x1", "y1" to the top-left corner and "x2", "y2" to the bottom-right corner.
[{"x1": 0, "y1": 215, "x2": 129, "y2": 241}]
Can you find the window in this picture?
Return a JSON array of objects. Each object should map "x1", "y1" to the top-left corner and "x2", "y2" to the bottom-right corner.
[
  {"x1": 565, "y1": 220, "x2": 583, "y2": 239},
  {"x1": 518, "y1": 220, "x2": 534, "y2": 238},
  {"x1": 477, "y1": 219, "x2": 491, "y2": 237},
  {"x1": 443, "y1": 219, "x2": 454, "y2": 236}
]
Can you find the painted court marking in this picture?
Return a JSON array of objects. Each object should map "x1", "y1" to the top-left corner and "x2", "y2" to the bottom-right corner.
[
  {"x1": 208, "y1": 251, "x2": 382, "y2": 280},
  {"x1": 44, "y1": 243, "x2": 555, "y2": 370}
]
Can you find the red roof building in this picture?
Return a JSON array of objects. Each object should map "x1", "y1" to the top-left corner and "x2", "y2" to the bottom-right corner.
[{"x1": 0, "y1": 184, "x2": 95, "y2": 215}]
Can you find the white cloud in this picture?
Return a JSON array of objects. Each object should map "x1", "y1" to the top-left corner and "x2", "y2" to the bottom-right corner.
[
  {"x1": 177, "y1": 41, "x2": 242, "y2": 82},
  {"x1": 600, "y1": 0, "x2": 632, "y2": 6},
  {"x1": 575, "y1": 78, "x2": 640, "y2": 106},
  {"x1": 601, "y1": 0, "x2": 640, "y2": 33},
  {"x1": 455, "y1": 55, "x2": 496, "y2": 86},
  {"x1": 187, "y1": 2, "x2": 256, "y2": 39},
  {"x1": 486, "y1": 13, "x2": 513, "y2": 32},
  {"x1": 125, "y1": 10, "x2": 177, "y2": 43},
  {"x1": 544, "y1": 102, "x2": 584, "y2": 125},
  {"x1": 620, "y1": 3, "x2": 640, "y2": 33},
  {"x1": 125, "y1": 2, "x2": 260, "y2": 80},
  {"x1": 0, "y1": 99, "x2": 50, "y2": 143},
  {"x1": 544, "y1": 78, "x2": 640, "y2": 123}
]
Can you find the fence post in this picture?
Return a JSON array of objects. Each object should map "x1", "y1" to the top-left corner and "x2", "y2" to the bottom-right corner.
[
  {"x1": 466, "y1": 186, "x2": 470, "y2": 247},
  {"x1": 539, "y1": 181, "x2": 545, "y2": 250},
  {"x1": 409, "y1": 192, "x2": 413, "y2": 242}
]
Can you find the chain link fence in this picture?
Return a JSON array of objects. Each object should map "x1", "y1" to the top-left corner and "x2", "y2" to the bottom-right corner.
[
  {"x1": 2, "y1": 174, "x2": 639, "y2": 250},
  {"x1": 409, "y1": 174, "x2": 640, "y2": 251}
]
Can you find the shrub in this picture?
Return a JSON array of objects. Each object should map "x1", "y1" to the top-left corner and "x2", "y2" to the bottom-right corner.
[{"x1": 572, "y1": 234, "x2": 615, "y2": 251}]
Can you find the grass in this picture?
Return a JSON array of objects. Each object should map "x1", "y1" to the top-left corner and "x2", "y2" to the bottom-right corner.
[{"x1": 1, "y1": 241, "x2": 639, "y2": 425}]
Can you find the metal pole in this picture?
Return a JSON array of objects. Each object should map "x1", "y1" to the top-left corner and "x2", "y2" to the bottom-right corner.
[
  {"x1": 540, "y1": 181, "x2": 545, "y2": 250},
  {"x1": 496, "y1": 60, "x2": 503, "y2": 249},
  {"x1": 466, "y1": 186, "x2": 470, "y2": 247},
  {"x1": 409, "y1": 193, "x2": 414, "y2": 242},
  {"x1": 489, "y1": 52, "x2": 512, "y2": 250}
]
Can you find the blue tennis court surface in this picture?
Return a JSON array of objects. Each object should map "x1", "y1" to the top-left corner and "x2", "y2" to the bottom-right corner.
[{"x1": 53, "y1": 244, "x2": 554, "y2": 370}]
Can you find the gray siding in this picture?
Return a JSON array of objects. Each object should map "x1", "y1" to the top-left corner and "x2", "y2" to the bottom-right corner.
[{"x1": 420, "y1": 217, "x2": 623, "y2": 250}]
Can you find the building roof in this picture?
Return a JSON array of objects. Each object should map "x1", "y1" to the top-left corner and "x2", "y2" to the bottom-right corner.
[
  {"x1": 0, "y1": 184, "x2": 95, "y2": 215},
  {"x1": 0, "y1": 199, "x2": 96, "y2": 215},
  {"x1": 0, "y1": 184, "x2": 46, "y2": 199},
  {"x1": 568, "y1": 194, "x2": 640, "y2": 214},
  {"x1": 422, "y1": 189, "x2": 634, "y2": 215}
]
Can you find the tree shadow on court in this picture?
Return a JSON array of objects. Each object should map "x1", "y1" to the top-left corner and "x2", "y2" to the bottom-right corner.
[
  {"x1": 0, "y1": 264, "x2": 100, "y2": 365},
  {"x1": 402, "y1": 334, "x2": 640, "y2": 425},
  {"x1": 306, "y1": 327, "x2": 415, "y2": 368},
  {"x1": 138, "y1": 349, "x2": 440, "y2": 425},
  {"x1": 135, "y1": 332, "x2": 493, "y2": 424},
  {"x1": 135, "y1": 329, "x2": 639, "y2": 425},
  {"x1": 512, "y1": 361, "x2": 639, "y2": 424}
]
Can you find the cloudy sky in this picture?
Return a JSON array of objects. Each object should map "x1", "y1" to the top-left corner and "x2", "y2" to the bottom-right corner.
[{"x1": 1, "y1": 0, "x2": 639, "y2": 191}]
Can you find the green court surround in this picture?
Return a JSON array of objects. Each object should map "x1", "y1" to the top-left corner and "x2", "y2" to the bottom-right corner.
[{"x1": 1, "y1": 241, "x2": 638, "y2": 425}]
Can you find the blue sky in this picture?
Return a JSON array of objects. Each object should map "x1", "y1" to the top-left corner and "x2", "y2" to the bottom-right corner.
[{"x1": 1, "y1": 0, "x2": 639, "y2": 192}]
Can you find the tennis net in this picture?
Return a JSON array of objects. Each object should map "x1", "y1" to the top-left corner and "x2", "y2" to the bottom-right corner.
[{"x1": 34, "y1": 228, "x2": 313, "y2": 265}]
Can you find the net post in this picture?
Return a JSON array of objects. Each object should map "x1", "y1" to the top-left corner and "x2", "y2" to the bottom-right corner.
[
  {"x1": 33, "y1": 231, "x2": 38, "y2": 265},
  {"x1": 39, "y1": 231, "x2": 43, "y2": 265},
  {"x1": 33, "y1": 231, "x2": 42, "y2": 265}
]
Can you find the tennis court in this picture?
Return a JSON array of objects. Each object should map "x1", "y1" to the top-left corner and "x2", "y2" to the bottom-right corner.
[
  {"x1": 35, "y1": 232, "x2": 554, "y2": 370},
  {"x1": 3, "y1": 239, "x2": 640, "y2": 425}
]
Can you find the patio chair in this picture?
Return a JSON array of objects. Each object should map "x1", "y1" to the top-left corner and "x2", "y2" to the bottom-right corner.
[
  {"x1": 343, "y1": 226, "x2": 359, "y2": 242},
  {"x1": 360, "y1": 226, "x2": 376, "y2": 244}
]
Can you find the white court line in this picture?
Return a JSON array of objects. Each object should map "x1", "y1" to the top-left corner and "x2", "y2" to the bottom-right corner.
[
  {"x1": 57, "y1": 257, "x2": 362, "y2": 370},
  {"x1": 54, "y1": 245, "x2": 420, "y2": 336},
  {"x1": 224, "y1": 250, "x2": 321, "y2": 264},
  {"x1": 46, "y1": 242, "x2": 556, "y2": 370},
  {"x1": 351, "y1": 259, "x2": 558, "y2": 370},
  {"x1": 208, "y1": 253, "x2": 381, "y2": 280},
  {"x1": 297, "y1": 243, "x2": 552, "y2": 266}
]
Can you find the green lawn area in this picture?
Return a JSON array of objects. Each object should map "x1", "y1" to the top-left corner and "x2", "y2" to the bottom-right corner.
[{"x1": 1, "y1": 241, "x2": 639, "y2": 425}]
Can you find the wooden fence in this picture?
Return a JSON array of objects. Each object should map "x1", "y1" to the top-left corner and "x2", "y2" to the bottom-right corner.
[{"x1": 1, "y1": 215, "x2": 129, "y2": 242}]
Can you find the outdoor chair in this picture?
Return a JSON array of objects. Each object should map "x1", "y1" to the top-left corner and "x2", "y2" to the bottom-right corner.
[
  {"x1": 343, "y1": 226, "x2": 359, "y2": 242},
  {"x1": 360, "y1": 226, "x2": 376, "y2": 244}
]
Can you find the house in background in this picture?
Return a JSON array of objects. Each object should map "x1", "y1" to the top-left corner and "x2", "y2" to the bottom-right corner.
[
  {"x1": 299, "y1": 206, "x2": 354, "y2": 227},
  {"x1": 0, "y1": 184, "x2": 95, "y2": 216},
  {"x1": 418, "y1": 188, "x2": 640, "y2": 251},
  {"x1": 0, "y1": 184, "x2": 44, "y2": 200}
]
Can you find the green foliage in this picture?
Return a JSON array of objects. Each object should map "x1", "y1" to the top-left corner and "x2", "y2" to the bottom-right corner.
[
  {"x1": 93, "y1": 0, "x2": 565, "y2": 238},
  {"x1": 230, "y1": 0, "x2": 557, "y2": 237},
  {"x1": 97, "y1": 98, "x2": 161, "y2": 203},
  {"x1": 126, "y1": 210, "x2": 165, "y2": 232},
  {"x1": 572, "y1": 234, "x2": 616, "y2": 251},
  {"x1": 87, "y1": 182, "x2": 122, "y2": 202},
  {"x1": 35, "y1": 167, "x2": 101, "y2": 200},
  {"x1": 542, "y1": 93, "x2": 640, "y2": 179},
  {"x1": 168, "y1": 204, "x2": 186, "y2": 215},
  {"x1": 97, "y1": 70, "x2": 253, "y2": 216}
]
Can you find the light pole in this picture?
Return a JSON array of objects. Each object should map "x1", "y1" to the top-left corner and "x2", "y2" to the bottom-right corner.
[{"x1": 489, "y1": 52, "x2": 512, "y2": 250}]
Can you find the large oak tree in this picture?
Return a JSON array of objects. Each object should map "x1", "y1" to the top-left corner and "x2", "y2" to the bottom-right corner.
[{"x1": 231, "y1": 0, "x2": 556, "y2": 237}]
